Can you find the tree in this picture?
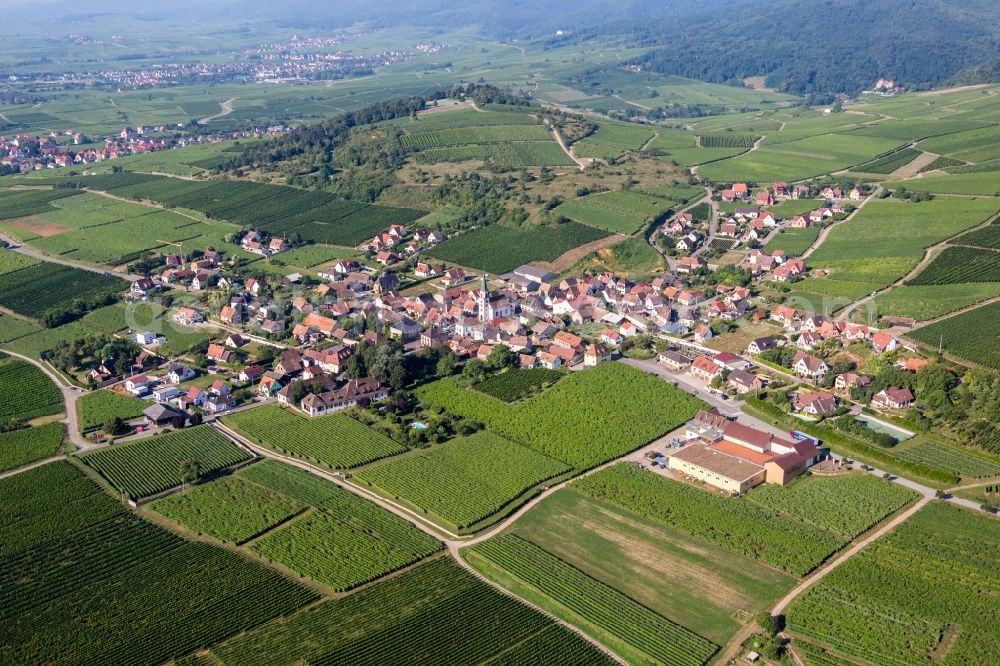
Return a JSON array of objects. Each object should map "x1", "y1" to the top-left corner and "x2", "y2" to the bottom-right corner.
[
  {"x1": 180, "y1": 460, "x2": 203, "y2": 485},
  {"x1": 487, "y1": 345, "x2": 516, "y2": 372},
  {"x1": 756, "y1": 612, "x2": 778, "y2": 638},
  {"x1": 103, "y1": 416, "x2": 128, "y2": 436},
  {"x1": 435, "y1": 350, "x2": 457, "y2": 377}
]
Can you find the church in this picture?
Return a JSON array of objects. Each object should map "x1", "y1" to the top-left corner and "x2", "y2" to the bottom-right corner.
[{"x1": 476, "y1": 274, "x2": 514, "y2": 322}]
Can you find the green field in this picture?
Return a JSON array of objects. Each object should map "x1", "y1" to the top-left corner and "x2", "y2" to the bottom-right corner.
[
  {"x1": 555, "y1": 191, "x2": 672, "y2": 234},
  {"x1": 808, "y1": 198, "x2": 1000, "y2": 291},
  {"x1": 908, "y1": 246, "x2": 1000, "y2": 285},
  {"x1": 0, "y1": 422, "x2": 63, "y2": 472},
  {"x1": 470, "y1": 534, "x2": 719, "y2": 666},
  {"x1": 954, "y1": 225, "x2": 1000, "y2": 249},
  {"x1": 0, "y1": 248, "x2": 39, "y2": 275},
  {"x1": 401, "y1": 124, "x2": 552, "y2": 147},
  {"x1": 787, "y1": 502, "x2": 1000, "y2": 666},
  {"x1": 209, "y1": 557, "x2": 613, "y2": 666},
  {"x1": 908, "y1": 300, "x2": 1000, "y2": 369},
  {"x1": 223, "y1": 405, "x2": 405, "y2": 470},
  {"x1": 0, "y1": 357, "x2": 63, "y2": 423},
  {"x1": 77, "y1": 390, "x2": 150, "y2": 432},
  {"x1": 0, "y1": 461, "x2": 318, "y2": 665},
  {"x1": 573, "y1": 464, "x2": 916, "y2": 575},
  {"x1": 425, "y1": 221, "x2": 610, "y2": 273},
  {"x1": 80, "y1": 425, "x2": 253, "y2": 499},
  {"x1": 354, "y1": 431, "x2": 571, "y2": 530},
  {"x1": 502, "y1": 488, "x2": 796, "y2": 646},
  {"x1": 151, "y1": 474, "x2": 305, "y2": 544},
  {"x1": 416, "y1": 363, "x2": 705, "y2": 469},
  {"x1": 472, "y1": 367, "x2": 564, "y2": 402},
  {"x1": 573, "y1": 123, "x2": 657, "y2": 160},
  {"x1": 0, "y1": 188, "x2": 82, "y2": 220},
  {"x1": 766, "y1": 227, "x2": 821, "y2": 256},
  {"x1": 888, "y1": 171, "x2": 1000, "y2": 195},
  {"x1": 918, "y1": 124, "x2": 1000, "y2": 162},
  {"x1": 849, "y1": 147, "x2": 921, "y2": 174}
]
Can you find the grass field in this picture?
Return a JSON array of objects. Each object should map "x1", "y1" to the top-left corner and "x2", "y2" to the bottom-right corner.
[
  {"x1": 77, "y1": 390, "x2": 150, "y2": 432},
  {"x1": 0, "y1": 248, "x2": 39, "y2": 275},
  {"x1": 888, "y1": 171, "x2": 1000, "y2": 195},
  {"x1": 908, "y1": 300, "x2": 1000, "y2": 369},
  {"x1": 502, "y1": 488, "x2": 796, "y2": 646},
  {"x1": 787, "y1": 502, "x2": 1000, "y2": 666},
  {"x1": 0, "y1": 422, "x2": 63, "y2": 472},
  {"x1": 223, "y1": 405, "x2": 405, "y2": 470},
  {"x1": 425, "y1": 221, "x2": 610, "y2": 273},
  {"x1": 918, "y1": 124, "x2": 1000, "y2": 162},
  {"x1": 766, "y1": 227, "x2": 821, "y2": 256},
  {"x1": 416, "y1": 363, "x2": 705, "y2": 469},
  {"x1": 0, "y1": 461, "x2": 318, "y2": 665},
  {"x1": 80, "y1": 425, "x2": 253, "y2": 499},
  {"x1": 573, "y1": 123, "x2": 657, "y2": 160},
  {"x1": 555, "y1": 190, "x2": 672, "y2": 234},
  {"x1": 354, "y1": 431, "x2": 571, "y2": 531},
  {"x1": 209, "y1": 557, "x2": 613, "y2": 666}
]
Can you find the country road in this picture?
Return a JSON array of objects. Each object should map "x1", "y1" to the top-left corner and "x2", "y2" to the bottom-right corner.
[
  {"x1": 799, "y1": 186, "x2": 880, "y2": 261},
  {"x1": 0, "y1": 232, "x2": 142, "y2": 281},
  {"x1": 198, "y1": 98, "x2": 237, "y2": 125},
  {"x1": 545, "y1": 119, "x2": 587, "y2": 169}
]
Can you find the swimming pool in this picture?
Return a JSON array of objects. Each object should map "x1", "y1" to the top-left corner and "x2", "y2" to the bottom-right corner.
[{"x1": 855, "y1": 413, "x2": 913, "y2": 443}]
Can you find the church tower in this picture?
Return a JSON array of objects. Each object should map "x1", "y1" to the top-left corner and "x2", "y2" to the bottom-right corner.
[{"x1": 479, "y1": 273, "x2": 489, "y2": 322}]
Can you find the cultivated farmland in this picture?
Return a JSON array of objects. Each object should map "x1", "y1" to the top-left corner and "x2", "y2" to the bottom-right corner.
[
  {"x1": 473, "y1": 367, "x2": 564, "y2": 402},
  {"x1": 470, "y1": 534, "x2": 719, "y2": 666},
  {"x1": 0, "y1": 188, "x2": 81, "y2": 220},
  {"x1": 210, "y1": 557, "x2": 612, "y2": 666},
  {"x1": 909, "y1": 300, "x2": 1000, "y2": 369},
  {"x1": 894, "y1": 440, "x2": 1000, "y2": 478},
  {"x1": 416, "y1": 363, "x2": 704, "y2": 469},
  {"x1": 909, "y1": 246, "x2": 1000, "y2": 285},
  {"x1": 81, "y1": 425, "x2": 253, "y2": 499},
  {"x1": 0, "y1": 357, "x2": 63, "y2": 422},
  {"x1": 354, "y1": 431, "x2": 571, "y2": 530},
  {"x1": 0, "y1": 422, "x2": 63, "y2": 472},
  {"x1": 555, "y1": 190, "x2": 672, "y2": 234},
  {"x1": 425, "y1": 221, "x2": 610, "y2": 274},
  {"x1": 223, "y1": 405, "x2": 405, "y2": 469},
  {"x1": 77, "y1": 390, "x2": 149, "y2": 431},
  {"x1": 849, "y1": 146, "x2": 921, "y2": 173},
  {"x1": 151, "y1": 475, "x2": 305, "y2": 544},
  {"x1": 786, "y1": 502, "x2": 1000, "y2": 666},
  {"x1": 0, "y1": 262, "x2": 125, "y2": 321}
]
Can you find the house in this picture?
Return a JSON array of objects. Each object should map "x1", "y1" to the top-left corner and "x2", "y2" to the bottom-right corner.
[
  {"x1": 152, "y1": 386, "x2": 183, "y2": 402},
  {"x1": 789, "y1": 215, "x2": 810, "y2": 228},
  {"x1": 132, "y1": 331, "x2": 164, "y2": 347},
  {"x1": 219, "y1": 305, "x2": 244, "y2": 325},
  {"x1": 174, "y1": 307, "x2": 203, "y2": 325},
  {"x1": 166, "y1": 363, "x2": 195, "y2": 384},
  {"x1": 268, "y1": 237, "x2": 289, "y2": 254},
  {"x1": 225, "y1": 334, "x2": 245, "y2": 348},
  {"x1": 177, "y1": 387, "x2": 206, "y2": 409},
  {"x1": 376, "y1": 251, "x2": 400, "y2": 266},
  {"x1": 130, "y1": 278, "x2": 156, "y2": 297},
  {"x1": 142, "y1": 403, "x2": 186, "y2": 427},
  {"x1": 795, "y1": 390, "x2": 837, "y2": 415},
  {"x1": 728, "y1": 369, "x2": 763, "y2": 394},
  {"x1": 755, "y1": 191, "x2": 774, "y2": 206},
  {"x1": 536, "y1": 350, "x2": 562, "y2": 370},
  {"x1": 720, "y1": 222, "x2": 738, "y2": 237},
  {"x1": 125, "y1": 374, "x2": 152, "y2": 396},
  {"x1": 553, "y1": 331, "x2": 583, "y2": 350},
  {"x1": 872, "y1": 387, "x2": 914, "y2": 410},
  {"x1": 792, "y1": 351, "x2": 829, "y2": 378},
  {"x1": 798, "y1": 331, "x2": 824, "y2": 350},
  {"x1": 658, "y1": 350, "x2": 693, "y2": 371},
  {"x1": 871, "y1": 331, "x2": 898, "y2": 354},
  {"x1": 204, "y1": 395, "x2": 236, "y2": 414},
  {"x1": 849, "y1": 185, "x2": 866, "y2": 201},
  {"x1": 690, "y1": 356, "x2": 722, "y2": 382},
  {"x1": 299, "y1": 378, "x2": 388, "y2": 417},
  {"x1": 584, "y1": 343, "x2": 611, "y2": 367},
  {"x1": 206, "y1": 343, "x2": 232, "y2": 363},
  {"x1": 239, "y1": 365, "x2": 265, "y2": 383},
  {"x1": 600, "y1": 328, "x2": 623, "y2": 346},
  {"x1": 764, "y1": 441, "x2": 822, "y2": 485},
  {"x1": 420, "y1": 326, "x2": 449, "y2": 349},
  {"x1": 257, "y1": 373, "x2": 283, "y2": 397},
  {"x1": 835, "y1": 372, "x2": 871, "y2": 392},
  {"x1": 792, "y1": 184, "x2": 810, "y2": 199},
  {"x1": 209, "y1": 380, "x2": 231, "y2": 396},
  {"x1": 899, "y1": 357, "x2": 928, "y2": 373},
  {"x1": 746, "y1": 337, "x2": 777, "y2": 355},
  {"x1": 414, "y1": 262, "x2": 442, "y2": 278},
  {"x1": 693, "y1": 324, "x2": 713, "y2": 344}
]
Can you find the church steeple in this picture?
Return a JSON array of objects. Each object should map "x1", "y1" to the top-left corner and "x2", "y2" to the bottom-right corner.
[{"x1": 479, "y1": 273, "x2": 489, "y2": 322}]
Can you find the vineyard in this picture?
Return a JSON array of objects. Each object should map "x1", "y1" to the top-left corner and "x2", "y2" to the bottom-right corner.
[
  {"x1": 400, "y1": 124, "x2": 551, "y2": 147},
  {"x1": 425, "y1": 222, "x2": 610, "y2": 274},
  {"x1": 77, "y1": 390, "x2": 149, "y2": 431},
  {"x1": 909, "y1": 300, "x2": 1000, "y2": 369},
  {"x1": 80, "y1": 425, "x2": 253, "y2": 499},
  {"x1": 0, "y1": 422, "x2": 64, "y2": 473},
  {"x1": 744, "y1": 474, "x2": 917, "y2": 539},
  {"x1": 0, "y1": 188, "x2": 81, "y2": 220},
  {"x1": 416, "y1": 363, "x2": 704, "y2": 469},
  {"x1": 211, "y1": 557, "x2": 611, "y2": 666},
  {"x1": 698, "y1": 134, "x2": 758, "y2": 149},
  {"x1": 786, "y1": 502, "x2": 1000, "y2": 666},
  {"x1": 470, "y1": 534, "x2": 718, "y2": 665},
  {"x1": 572, "y1": 464, "x2": 843, "y2": 575},
  {"x1": 954, "y1": 225, "x2": 1000, "y2": 249},
  {"x1": 223, "y1": 405, "x2": 405, "y2": 469},
  {"x1": 473, "y1": 367, "x2": 564, "y2": 402},
  {"x1": 919, "y1": 155, "x2": 966, "y2": 173},
  {"x1": 0, "y1": 358, "x2": 63, "y2": 422},
  {"x1": 0, "y1": 248, "x2": 39, "y2": 275},
  {"x1": 894, "y1": 440, "x2": 1000, "y2": 478},
  {"x1": 354, "y1": 431, "x2": 571, "y2": 530},
  {"x1": 556, "y1": 191, "x2": 672, "y2": 234},
  {"x1": 151, "y1": 475, "x2": 305, "y2": 544},
  {"x1": 232, "y1": 459, "x2": 441, "y2": 591},
  {"x1": 0, "y1": 262, "x2": 125, "y2": 320},
  {"x1": 908, "y1": 246, "x2": 1000, "y2": 285},
  {"x1": 850, "y1": 147, "x2": 921, "y2": 173},
  {"x1": 414, "y1": 142, "x2": 573, "y2": 167}
]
